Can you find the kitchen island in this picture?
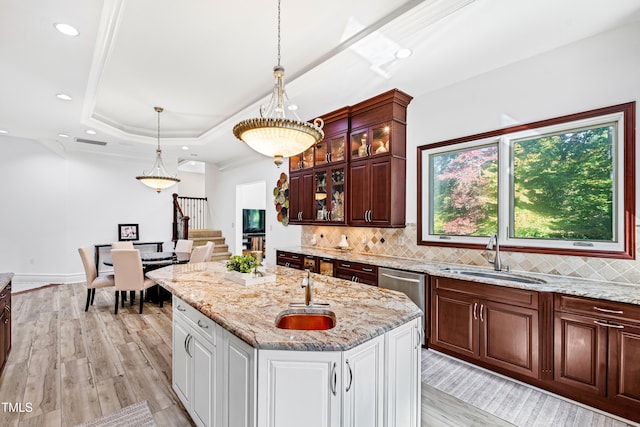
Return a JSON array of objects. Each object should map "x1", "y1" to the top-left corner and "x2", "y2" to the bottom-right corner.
[{"x1": 147, "y1": 262, "x2": 422, "y2": 427}]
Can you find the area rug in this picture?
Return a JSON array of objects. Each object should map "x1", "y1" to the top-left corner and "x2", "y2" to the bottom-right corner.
[
  {"x1": 422, "y1": 349, "x2": 631, "y2": 427},
  {"x1": 74, "y1": 401, "x2": 156, "y2": 427}
]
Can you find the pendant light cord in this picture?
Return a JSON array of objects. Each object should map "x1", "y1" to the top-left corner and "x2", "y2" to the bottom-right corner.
[{"x1": 277, "y1": 0, "x2": 281, "y2": 67}]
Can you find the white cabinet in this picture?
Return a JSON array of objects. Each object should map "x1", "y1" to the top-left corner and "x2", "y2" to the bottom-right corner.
[
  {"x1": 257, "y1": 350, "x2": 342, "y2": 427},
  {"x1": 172, "y1": 297, "x2": 219, "y2": 427},
  {"x1": 221, "y1": 330, "x2": 257, "y2": 427},
  {"x1": 385, "y1": 318, "x2": 421, "y2": 427},
  {"x1": 342, "y1": 334, "x2": 384, "y2": 427}
]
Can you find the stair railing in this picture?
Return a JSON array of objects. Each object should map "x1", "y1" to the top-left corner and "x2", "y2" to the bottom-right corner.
[
  {"x1": 172, "y1": 193, "x2": 190, "y2": 241},
  {"x1": 172, "y1": 194, "x2": 209, "y2": 241}
]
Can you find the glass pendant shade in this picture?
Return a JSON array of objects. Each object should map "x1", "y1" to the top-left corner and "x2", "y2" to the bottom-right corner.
[
  {"x1": 136, "y1": 107, "x2": 180, "y2": 193},
  {"x1": 232, "y1": 1, "x2": 323, "y2": 167}
]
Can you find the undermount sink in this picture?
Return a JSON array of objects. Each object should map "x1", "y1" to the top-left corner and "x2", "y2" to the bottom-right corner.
[
  {"x1": 440, "y1": 267, "x2": 545, "y2": 285},
  {"x1": 275, "y1": 309, "x2": 337, "y2": 331}
]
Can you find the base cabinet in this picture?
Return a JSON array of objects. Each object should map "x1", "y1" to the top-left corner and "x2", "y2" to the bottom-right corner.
[
  {"x1": 430, "y1": 277, "x2": 540, "y2": 380},
  {"x1": 173, "y1": 296, "x2": 420, "y2": 427}
]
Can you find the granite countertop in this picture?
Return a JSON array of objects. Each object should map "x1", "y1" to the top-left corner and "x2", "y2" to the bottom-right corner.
[
  {"x1": 278, "y1": 246, "x2": 640, "y2": 306},
  {"x1": 0, "y1": 273, "x2": 13, "y2": 292},
  {"x1": 146, "y1": 262, "x2": 422, "y2": 351}
]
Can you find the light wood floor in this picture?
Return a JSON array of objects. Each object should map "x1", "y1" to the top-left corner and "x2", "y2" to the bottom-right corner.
[{"x1": 0, "y1": 283, "x2": 545, "y2": 426}]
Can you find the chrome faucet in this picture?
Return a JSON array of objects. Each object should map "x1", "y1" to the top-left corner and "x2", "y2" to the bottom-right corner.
[
  {"x1": 486, "y1": 233, "x2": 503, "y2": 271},
  {"x1": 301, "y1": 269, "x2": 314, "y2": 306}
]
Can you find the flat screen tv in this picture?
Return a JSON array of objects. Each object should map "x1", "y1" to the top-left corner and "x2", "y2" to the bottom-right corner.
[{"x1": 243, "y1": 209, "x2": 265, "y2": 234}]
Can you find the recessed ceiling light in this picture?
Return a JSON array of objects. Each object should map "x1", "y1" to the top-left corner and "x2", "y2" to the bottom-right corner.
[
  {"x1": 85, "y1": 129, "x2": 97, "y2": 135},
  {"x1": 0, "y1": 130, "x2": 8, "y2": 134},
  {"x1": 56, "y1": 93, "x2": 72, "y2": 101},
  {"x1": 57, "y1": 133, "x2": 69, "y2": 138},
  {"x1": 287, "y1": 104, "x2": 298, "y2": 111},
  {"x1": 54, "y1": 23, "x2": 79, "y2": 37},
  {"x1": 182, "y1": 146, "x2": 189, "y2": 150},
  {"x1": 395, "y1": 48, "x2": 412, "y2": 59}
]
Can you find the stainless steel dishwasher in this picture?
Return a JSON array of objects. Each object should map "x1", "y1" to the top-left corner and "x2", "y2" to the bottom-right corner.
[{"x1": 378, "y1": 267, "x2": 426, "y2": 344}]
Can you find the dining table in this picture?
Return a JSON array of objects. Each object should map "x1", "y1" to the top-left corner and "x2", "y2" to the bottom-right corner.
[{"x1": 102, "y1": 251, "x2": 191, "y2": 305}]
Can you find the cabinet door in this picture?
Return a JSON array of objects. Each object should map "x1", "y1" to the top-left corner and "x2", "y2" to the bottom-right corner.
[
  {"x1": 289, "y1": 174, "x2": 301, "y2": 223},
  {"x1": 173, "y1": 317, "x2": 192, "y2": 408},
  {"x1": 192, "y1": 332, "x2": 216, "y2": 427},
  {"x1": 257, "y1": 350, "x2": 341, "y2": 427},
  {"x1": 222, "y1": 331, "x2": 257, "y2": 427},
  {"x1": 348, "y1": 162, "x2": 369, "y2": 224},
  {"x1": 480, "y1": 300, "x2": 539, "y2": 379},
  {"x1": 607, "y1": 322, "x2": 640, "y2": 407},
  {"x1": 431, "y1": 289, "x2": 478, "y2": 359},
  {"x1": 385, "y1": 318, "x2": 421, "y2": 427},
  {"x1": 368, "y1": 158, "x2": 391, "y2": 225},
  {"x1": 300, "y1": 171, "x2": 315, "y2": 222},
  {"x1": 343, "y1": 335, "x2": 384, "y2": 427},
  {"x1": 554, "y1": 312, "x2": 607, "y2": 396}
]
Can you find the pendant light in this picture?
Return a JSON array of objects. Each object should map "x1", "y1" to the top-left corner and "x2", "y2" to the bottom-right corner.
[
  {"x1": 233, "y1": 0, "x2": 324, "y2": 167},
  {"x1": 136, "y1": 106, "x2": 180, "y2": 193}
]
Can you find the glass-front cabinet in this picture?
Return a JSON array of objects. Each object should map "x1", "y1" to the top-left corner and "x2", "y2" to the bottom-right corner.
[
  {"x1": 289, "y1": 145, "x2": 314, "y2": 171},
  {"x1": 315, "y1": 134, "x2": 346, "y2": 166},
  {"x1": 314, "y1": 166, "x2": 346, "y2": 224},
  {"x1": 350, "y1": 122, "x2": 392, "y2": 160}
]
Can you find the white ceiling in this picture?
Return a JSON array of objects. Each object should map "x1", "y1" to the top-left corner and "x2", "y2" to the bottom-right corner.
[{"x1": 1, "y1": 0, "x2": 639, "y2": 170}]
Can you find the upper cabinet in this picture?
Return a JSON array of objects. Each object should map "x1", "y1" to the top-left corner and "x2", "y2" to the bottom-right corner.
[{"x1": 289, "y1": 89, "x2": 412, "y2": 228}]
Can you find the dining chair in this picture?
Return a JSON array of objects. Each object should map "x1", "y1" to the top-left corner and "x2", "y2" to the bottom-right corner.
[
  {"x1": 203, "y1": 241, "x2": 215, "y2": 261},
  {"x1": 162, "y1": 240, "x2": 175, "y2": 252},
  {"x1": 174, "y1": 239, "x2": 193, "y2": 254},
  {"x1": 112, "y1": 241, "x2": 134, "y2": 249},
  {"x1": 78, "y1": 247, "x2": 116, "y2": 311},
  {"x1": 189, "y1": 244, "x2": 210, "y2": 263},
  {"x1": 111, "y1": 249, "x2": 157, "y2": 314}
]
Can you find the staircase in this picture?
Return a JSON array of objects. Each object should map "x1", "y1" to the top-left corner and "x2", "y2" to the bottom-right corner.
[{"x1": 189, "y1": 229, "x2": 232, "y2": 262}]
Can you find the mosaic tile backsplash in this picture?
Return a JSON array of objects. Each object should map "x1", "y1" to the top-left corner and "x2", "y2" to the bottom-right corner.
[{"x1": 301, "y1": 224, "x2": 640, "y2": 285}]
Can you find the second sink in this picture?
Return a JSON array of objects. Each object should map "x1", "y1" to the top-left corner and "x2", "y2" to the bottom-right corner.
[{"x1": 275, "y1": 309, "x2": 336, "y2": 331}]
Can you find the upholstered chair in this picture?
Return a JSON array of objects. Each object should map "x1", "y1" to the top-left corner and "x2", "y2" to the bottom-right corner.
[
  {"x1": 189, "y1": 244, "x2": 210, "y2": 263},
  {"x1": 174, "y1": 239, "x2": 193, "y2": 254},
  {"x1": 111, "y1": 249, "x2": 157, "y2": 314},
  {"x1": 112, "y1": 241, "x2": 134, "y2": 249},
  {"x1": 78, "y1": 247, "x2": 116, "y2": 311},
  {"x1": 203, "y1": 241, "x2": 215, "y2": 261}
]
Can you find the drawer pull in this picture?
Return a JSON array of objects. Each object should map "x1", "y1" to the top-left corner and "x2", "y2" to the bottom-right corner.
[
  {"x1": 342, "y1": 264, "x2": 351, "y2": 268},
  {"x1": 197, "y1": 319, "x2": 209, "y2": 330},
  {"x1": 593, "y1": 306, "x2": 623, "y2": 315},
  {"x1": 362, "y1": 268, "x2": 373, "y2": 272},
  {"x1": 177, "y1": 305, "x2": 186, "y2": 312},
  {"x1": 330, "y1": 362, "x2": 337, "y2": 396},
  {"x1": 594, "y1": 320, "x2": 624, "y2": 329}
]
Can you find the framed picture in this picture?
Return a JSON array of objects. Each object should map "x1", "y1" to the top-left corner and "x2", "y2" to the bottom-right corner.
[{"x1": 118, "y1": 224, "x2": 139, "y2": 241}]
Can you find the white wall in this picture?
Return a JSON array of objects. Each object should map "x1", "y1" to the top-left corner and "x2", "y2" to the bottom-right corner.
[
  {"x1": 178, "y1": 171, "x2": 205, "y2": 197},
  {"x1": 0, "y1": 137, "x2": 176, "y2": 290},
  {"x1": 205, "y1": 158, "x2": 301, "y2": 265}
]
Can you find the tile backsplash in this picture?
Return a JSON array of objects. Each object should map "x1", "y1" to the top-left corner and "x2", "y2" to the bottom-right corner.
[{"x1": 301, "y1": 224, "x2": 640, "y2": 285}]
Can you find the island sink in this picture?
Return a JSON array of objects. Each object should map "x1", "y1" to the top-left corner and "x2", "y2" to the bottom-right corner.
[{"x1": 275, "y1": 309, "x2": 336, "y2": 330}]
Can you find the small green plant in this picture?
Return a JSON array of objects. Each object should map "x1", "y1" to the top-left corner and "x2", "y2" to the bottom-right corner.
[{"x1": 226, "y1": 255, "x2": 258, "y2": 273}]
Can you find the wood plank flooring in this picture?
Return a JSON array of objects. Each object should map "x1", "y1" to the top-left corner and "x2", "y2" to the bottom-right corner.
[
  {"x1": 0, "y1": 283, "x2": 632, "y2": 426},
  {"x1": 0, "y1": 283, "x2": 192, "y2": 427}
]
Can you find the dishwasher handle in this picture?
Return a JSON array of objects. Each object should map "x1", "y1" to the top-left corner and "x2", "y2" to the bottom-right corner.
[{"x1": 380, "y1": 272, "x2": 422, "y2": 283}]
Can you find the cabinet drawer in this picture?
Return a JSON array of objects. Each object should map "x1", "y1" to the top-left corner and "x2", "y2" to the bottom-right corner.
[
  {"x1": 276, "y1": 251, "x2": 304, "y2": 269},
  {"x1": 173, "y1": 296, "x2": 217, "y2": 344},
  {"x1": 555, "y1": 295, "x2": 640, "y2": 325},
  {"x1": 335, "y1": 261, "x2": 377, "y2": 276},
  {"x1": 432, "y1": 276, "x2": 538, "y2": 309}
]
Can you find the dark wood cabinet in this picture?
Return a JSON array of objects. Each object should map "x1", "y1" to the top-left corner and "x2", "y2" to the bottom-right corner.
[
  {"x1": 287, "y1": 89, "x2": 411, "y2": 227},
  {"x1": 334, "y1": 260, "x2": 378, "y2": 286},
  {"x1": 276, "y1": 251, "x2": 304, "y2": 269},
  {"x1": 430, "y1": 276, "x2": 540, "y2": 380},
  {"x1": 288, "y1": 171, "x2": 314, "y2": 224},
  {"x1": 554, "y1": 294, "x2": 640, "y2": 421},
  {"x1": 0, "y1": 282, "x2": 11, "y2": 374}
]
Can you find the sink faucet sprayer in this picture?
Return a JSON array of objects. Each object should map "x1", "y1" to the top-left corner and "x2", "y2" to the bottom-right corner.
[{"x1": 486, "y1": 233, "x2": 505, "y2": 271}]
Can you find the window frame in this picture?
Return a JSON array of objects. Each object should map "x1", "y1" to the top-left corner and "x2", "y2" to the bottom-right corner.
[{"x1": 417, "y1": 102, "x2": 636, "y2": 259}]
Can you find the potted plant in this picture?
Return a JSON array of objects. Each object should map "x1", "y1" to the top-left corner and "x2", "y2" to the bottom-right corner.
[{"x1": 224, "y1": 254, "x2": 275, "y2": 286}]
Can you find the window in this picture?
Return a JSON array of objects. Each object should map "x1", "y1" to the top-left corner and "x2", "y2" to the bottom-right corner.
[{"x1": 418, "y1": 102, "x2": 635, "y2": 258}]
